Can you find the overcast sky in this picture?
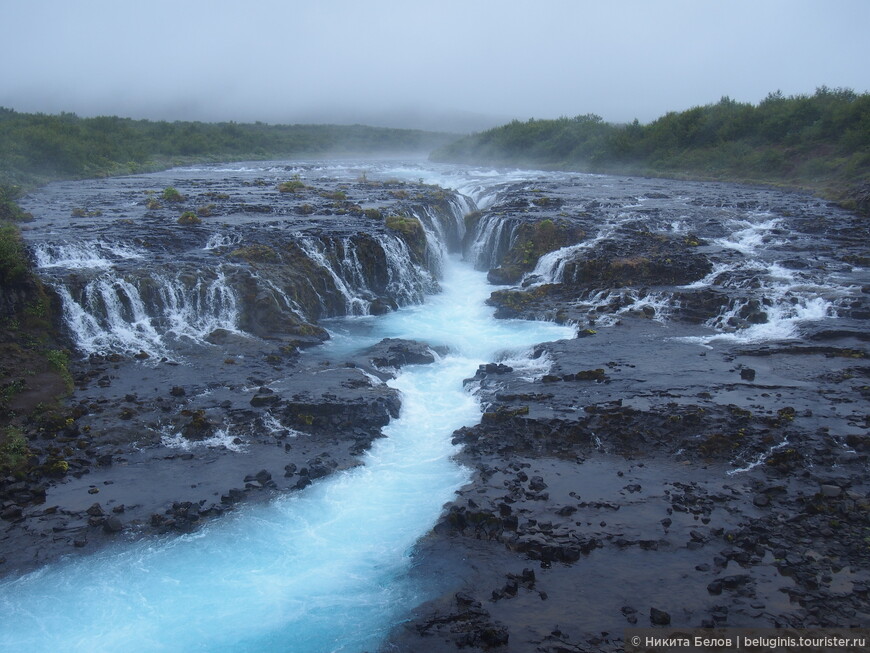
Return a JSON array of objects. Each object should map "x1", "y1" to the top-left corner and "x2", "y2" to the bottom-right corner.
[{"x1": 1, "y1": 0, "x2": 868, "y2": 132}]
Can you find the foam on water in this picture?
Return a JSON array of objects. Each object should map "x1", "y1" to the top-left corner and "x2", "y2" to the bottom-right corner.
[
  {"x1": 204, "y1": 233, "x2": 243, "y2": 250},
  {"x1": 727, "y1": 440, "x2": 791, "y2": 476},
  {"x1": 712, "y1": 214, "x2": 783, "y2": 254},
  {"x1": 261, "y1": 413, "x2": 305, "y2": 438},
  {"x1": 692, "y1": 294, "x2": 833, "y2": 345},
  {"x1": 0, "y1": 257, "x2": 572, "y2": 652},
  {"x1": 32, "y1": 241, "x2": 145, "y2": 269},
  {"x1": 161, "y1": 427, "x2": 247, "y2": 453},
  {"x1": 56, "y1": 270, "x2": 243, "y2": 359}
]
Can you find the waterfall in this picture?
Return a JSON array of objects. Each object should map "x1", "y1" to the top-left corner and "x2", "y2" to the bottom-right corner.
[
  {"x1": 379, "y1": 234, "x2": 437, "y2": 304},
  {"x1": 465, "y1": 212, "x2": 518, "y2": 270},
  {"x1": 524, "y1": 213, "x2": 634, "y2": 285},
  {"x1": 295, "y1": 235, "x2": 372, "y2": 316},
  {"x1": 0, "y1": 257, "x2": 574, "y2": 653},
  {"x1": 55, "y1": 270, "x2": 242, "y2": 358},
  {"x1": 40, "y1": 197, "x2": 468, "y2": 359},
  {"x1": 31, "y1": 241, "x2": 146, "y2": 269}
]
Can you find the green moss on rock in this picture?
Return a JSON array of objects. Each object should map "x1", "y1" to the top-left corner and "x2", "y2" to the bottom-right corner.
[
  {"x1": 228, "y1": 244, "x2": 280, "y2": 263},
  {"x1": 385, "y1": 215, "x2": 427, "y2": 262},
  {"x1": 177, "y1": 211, "x2": 201, "y2": 225},
  {"x1": 162, "y1": 186, "x2": 185, "y2": 202},
  {"x1": 278, "y1": 179, "x2": 307, "y2": 193},
  {"x1": 488, "y1": 218, "x2": 585, "y2": 284},
  {"x1": 0, "y1": 426, "x2": 28, "y2": 473}
]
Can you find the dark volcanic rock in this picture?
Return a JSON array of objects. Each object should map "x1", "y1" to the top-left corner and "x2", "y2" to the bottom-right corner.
[
  {"x1": 103, "y1": 516, "x2": 124, "y2": 533},
  {"x1": 487, "y1": 218, "x2": 586, "y2": 284},
  {"x1": 250, "y1": 393, "x2": 281, "y2": 407},
  {"x1": 179, "y1": 410, "x2": 218, "y2": 441},
  {"x1": 560, "y1": 232, "x2": 712, "y2": 288},
  {"x1": 364, "y1": 338, "x2": 437, "y2": 368},
  {"x1": 650, "y1": 607, "x2": 671, "y2": 626}
]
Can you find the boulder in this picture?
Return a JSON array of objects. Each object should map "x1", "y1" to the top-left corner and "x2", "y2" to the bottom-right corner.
[{"x1": 364, "y1": 338, "x2": 436, "y2": 368}]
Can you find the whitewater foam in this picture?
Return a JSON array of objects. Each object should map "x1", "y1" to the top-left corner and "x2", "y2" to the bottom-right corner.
[{"x1": 0, "y1": 257, "x2": 572, "y2": 653}]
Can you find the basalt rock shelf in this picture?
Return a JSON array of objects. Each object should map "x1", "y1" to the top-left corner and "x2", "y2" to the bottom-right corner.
[
  {"x1": 2, "y1": 162, "x2": 470, "y2": 576},
  {"x1": 382, "y1": 173, "x2": 870, "y2": 652},
  {"x1": 1, "y1": 161, "x2": 869, "y2": 652}
]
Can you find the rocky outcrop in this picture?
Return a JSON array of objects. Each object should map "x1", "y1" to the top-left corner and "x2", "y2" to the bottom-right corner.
[
  {"x1": 558, "y1": 231, "x2": 711, "y2": 287},
  {"x1": 486, "y1": 219, "x2": 586, "y2": 284},
  {"x1": 363, "y1": 338, "x2": 439, "y2": 369},
  {"x1": 1, "y1": 171, "x2": 469, "y2": 577}
]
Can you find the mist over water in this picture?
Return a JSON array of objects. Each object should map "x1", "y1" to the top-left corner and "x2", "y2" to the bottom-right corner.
[{"x1": 0, "y1": 256, "x2": 572, "y2": 653}]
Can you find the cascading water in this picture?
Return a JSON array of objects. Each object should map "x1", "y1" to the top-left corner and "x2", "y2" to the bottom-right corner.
[
  {"x1": 378, "y1": 234, "x2": 437, "y2": 303},
  {"x1": 294, "y1": 235, "x2": 373, "y2": 316},
  {"x1": 675, "y1": 211, "x2": 842, "y2": 345},
  {"x1": 0, "y1": 256, "x2": 572, "y2": 653},
  {"x1": 523, "y1": 213, "x2": 634, "y2": 286},
  {"x1": 55, "y1": 269, "x2": 242, "y2": 358},
  {"x1": 32, "y1": 241, "x2": 146, "y2": 269},
  {"x1": 466, "y1": 212, "x2": 516, "y2": 270},
  {"x1": 8, "y1": 158, "x2": 867, "y2": 652}
]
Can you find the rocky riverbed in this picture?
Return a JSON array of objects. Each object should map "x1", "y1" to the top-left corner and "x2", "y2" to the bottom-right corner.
[
  {"x1": 2, "y1": 161, "x2": 868, "y2": 652},
  {"x1": 383, "y1": 174, "x2": 870, "y2": 652},
  {"x1": 1, "y1": 162, "x2": 465, "y2": 574}
]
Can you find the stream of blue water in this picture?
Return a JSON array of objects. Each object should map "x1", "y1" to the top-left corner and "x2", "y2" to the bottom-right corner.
[{"x1": 0, "y1": 256, "x2": 572, "y2": 652}]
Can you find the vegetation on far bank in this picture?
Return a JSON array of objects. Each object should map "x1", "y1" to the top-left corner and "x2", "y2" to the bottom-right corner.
[
  {"x1": 0, "y1": 107, "x2": 457, "y2": 189},
  {"x1": 432, "y1": 87, "x2": 870, "y2": 211},
  {"x1": 0, "y1": 109, "x2": 462, "y2": 466}
]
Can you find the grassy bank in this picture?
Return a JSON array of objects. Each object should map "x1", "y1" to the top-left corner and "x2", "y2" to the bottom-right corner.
[
  {"x1": 0, "y1": 182, "x2": 72, "y2": 474},
  {"x1": 431, "y1": 87, "x2": 870, "y2": 213},
  {"x1": 0, "y1": 109, "x2": 462, "y2": 473},
  {"x1": 0, "y1": 107, "x2": 458, "y2": 189}
]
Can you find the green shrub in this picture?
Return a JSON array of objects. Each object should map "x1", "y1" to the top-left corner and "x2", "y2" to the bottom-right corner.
[
  {"x1": 0, "y1": 223, "x2": 28, "y2": 283},
  {"x1": 0, "y1": 427, "x2": 28, "y2": 472},
  {"x1": 162, "y1": 186, "x2": 185, "y2": 202},
  {"x1": 0, "y1": 184, "x2": 32, "y2": 222},
  {"x1": 320, "y1": 190, "x2": 347, "y2": 201},
  {"x1": 45, "y1": 349, "x2": 73, "y2": 390},
  {"x1": 177, "y1": 211, "x2": 201, "y2": 225},
  {"x1": 278, "y1": 179, "x2": 306, "y2": 193}
]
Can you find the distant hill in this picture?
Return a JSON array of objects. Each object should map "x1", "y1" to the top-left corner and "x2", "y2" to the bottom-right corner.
[
  {"x1": 0, "y1": 108, "x2": 458, "y2": 188},
  {"x1": 431, "y1": 87, "x2": 870, "y2": 213}
]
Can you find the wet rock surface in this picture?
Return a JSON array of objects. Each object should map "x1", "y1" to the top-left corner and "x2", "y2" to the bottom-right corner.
[
  {"x1": 385, "y1": 177, "x2": 870, "y2": 652},
  {"x1": 4, "y1": 163, "x2": 869, "y2": 652},
  {"x1": 388, "y1": 323, "x2": 870, "y2": 650},
  {"x1": 362, "y1": 337, "x2": 441, "y2": 369},
  {"x1": 2, "y1": 163, "x2": 458, "y2": 576}
]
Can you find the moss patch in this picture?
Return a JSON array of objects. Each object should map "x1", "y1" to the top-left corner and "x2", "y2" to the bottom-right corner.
[
  {"x1": 0, "y1": 426, "x2": 28, "y2": 472},
  {"x1": 229, "y1": 244, "x2": 280, "y2": 263},
  {"x1": 385, "y1": 215, "x2": 427, "y2": 262},
  {"x1": 162, "y1": 186, "x2": 185, "y2": 202},
  {"x1": 278, "y1": 179, "x2": 306, "y2": 193},
  {"x1": 177, "y1": 211, "x2": 201, "y2": 225},
  {"x1": 488, "y1": 218, "x2": 585, "y2": 284}
]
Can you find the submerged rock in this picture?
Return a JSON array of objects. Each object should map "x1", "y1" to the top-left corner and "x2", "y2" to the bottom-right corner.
[{"x1": 364, "y1": 338, "x2": 437, "y2": 368}]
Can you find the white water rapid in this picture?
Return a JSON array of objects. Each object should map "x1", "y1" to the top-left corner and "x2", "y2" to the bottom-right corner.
[{"x1": 0, "y1": 256, "x2": 572, "y2": 653}]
